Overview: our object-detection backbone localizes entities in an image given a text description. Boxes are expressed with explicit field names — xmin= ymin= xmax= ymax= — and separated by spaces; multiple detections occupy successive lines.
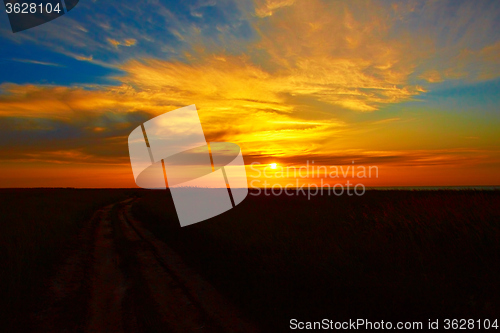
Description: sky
xmin=0 ymin=0 xmax=499 ymax=188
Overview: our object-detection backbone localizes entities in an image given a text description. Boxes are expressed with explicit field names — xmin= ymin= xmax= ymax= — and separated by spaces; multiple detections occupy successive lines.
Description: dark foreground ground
xmin=1 ymin=188 xmax=499 ymax=331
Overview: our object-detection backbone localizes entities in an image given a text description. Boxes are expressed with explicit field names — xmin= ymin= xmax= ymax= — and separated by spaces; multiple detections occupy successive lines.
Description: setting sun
xmin=270 ymin=163 xmax=277 ymax=169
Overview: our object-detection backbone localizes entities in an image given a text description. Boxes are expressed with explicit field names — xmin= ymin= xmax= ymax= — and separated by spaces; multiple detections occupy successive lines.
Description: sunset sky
xmin=1 ymin=0 xmax=499 ymax=187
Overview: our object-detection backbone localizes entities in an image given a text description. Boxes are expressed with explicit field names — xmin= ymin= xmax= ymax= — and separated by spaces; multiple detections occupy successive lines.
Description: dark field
xmin=133 ymin=189 xmax=500 ymax=330
xmin=1 ymin=188 xmax=499 ymax=331
xmin=0 ymin=189 xmax=131 ymax=331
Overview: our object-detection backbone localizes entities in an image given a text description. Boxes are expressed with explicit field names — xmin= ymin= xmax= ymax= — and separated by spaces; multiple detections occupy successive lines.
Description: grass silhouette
xmin=133 ymin=189 xmax=500 ymax=331
xmin=0 ymin=188 xmax=129 ymax=331
xmin=1 ymin=189 xmax=498 ymax=331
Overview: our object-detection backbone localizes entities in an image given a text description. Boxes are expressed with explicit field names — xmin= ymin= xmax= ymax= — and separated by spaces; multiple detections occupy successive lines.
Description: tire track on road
xmin=87 ymin=203 xmax=129 ymax=333
xmin=116 ymin=198 xmax=260 ymax=333
xmin=36 ymin=197 xmax=259 ymax=332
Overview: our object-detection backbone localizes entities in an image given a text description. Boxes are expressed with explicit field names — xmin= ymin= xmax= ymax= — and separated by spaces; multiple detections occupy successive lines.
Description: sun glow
xmin=270 ymin=163 xmax=277 ymax=169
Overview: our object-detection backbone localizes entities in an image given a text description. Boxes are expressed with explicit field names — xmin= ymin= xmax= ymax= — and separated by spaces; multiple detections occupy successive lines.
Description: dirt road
xmin=34 ymin=198 xmax=259 ymax=333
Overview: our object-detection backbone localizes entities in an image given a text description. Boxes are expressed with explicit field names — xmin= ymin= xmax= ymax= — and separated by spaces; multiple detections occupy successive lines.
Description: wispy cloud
xmin=254 ymin=0 xmax=296 ymax=17
xmin=11 ymin=59 xmax=64 ymax=67
xmin=0 ymin=0 xmax=499 ymax=186
xmin=74 ymin=54 xmax=93 ymax=61
xmin=107 ymin=38 xmax=137 ymax=48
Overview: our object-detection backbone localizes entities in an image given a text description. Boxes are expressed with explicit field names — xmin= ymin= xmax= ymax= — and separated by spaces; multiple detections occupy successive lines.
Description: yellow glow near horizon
xmin=1 ymin=0 xmax=500 ymax=188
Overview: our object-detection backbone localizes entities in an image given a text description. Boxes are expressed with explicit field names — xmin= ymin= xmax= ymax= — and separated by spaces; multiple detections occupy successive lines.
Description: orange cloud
xmin=107 ymin=38 xmax=137 ymax=48
xmin=419 ymin=70 xmax=443 ymax=83
xmin=254 ymin=0 xmax=296 ymax=17
xmin=74 ymin=55 xmax=93 ymax=61
xmin=251 ymin=0 xmax=425 ymax=111
xmin=1 ymin=0 xmax=499 ymax=187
